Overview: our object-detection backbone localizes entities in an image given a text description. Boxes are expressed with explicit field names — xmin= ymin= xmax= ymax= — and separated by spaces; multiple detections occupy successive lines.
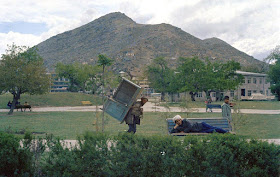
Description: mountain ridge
xmin=35 ymin=12 xmax=267 ymax=72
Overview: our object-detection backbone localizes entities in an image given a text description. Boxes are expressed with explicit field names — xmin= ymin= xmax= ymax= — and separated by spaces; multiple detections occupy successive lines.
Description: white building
xmin=194 ymin=71 xmax=273 ymax=101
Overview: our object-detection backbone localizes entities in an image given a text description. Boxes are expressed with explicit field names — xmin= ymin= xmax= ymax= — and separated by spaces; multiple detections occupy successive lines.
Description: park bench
xmin=206 ymin=104 xmax=221 ymax=112
xmin=81 ymin=101 xmax=93 ymax=106
xmin=16 ymin=105 xmax=32 ymax=112
xmin=166 ymin=117 xmax=231 ymax=136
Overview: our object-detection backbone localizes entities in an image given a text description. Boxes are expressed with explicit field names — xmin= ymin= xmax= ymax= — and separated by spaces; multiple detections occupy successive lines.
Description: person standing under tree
xmin=123 ymin=97 xmax=148 ymax=134
xmin=222 ymin=96 xmax=233 ymax=131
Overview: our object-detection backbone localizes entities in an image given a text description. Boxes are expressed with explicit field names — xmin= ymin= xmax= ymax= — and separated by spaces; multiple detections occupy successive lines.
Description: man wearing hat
xmin=171 ymin=115 xmax=228 ymax=133
xmin=124 ymin=97 xmax=148 ymax=133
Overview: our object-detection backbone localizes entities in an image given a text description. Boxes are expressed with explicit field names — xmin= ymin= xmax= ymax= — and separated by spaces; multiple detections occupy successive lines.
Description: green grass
xmin=0 ymin=92 xmax=102 ymax=108
xmin=160 ymin=100 xmax=280 ymax=110
xmin=0 ymin=111 xmax=279 ymax=139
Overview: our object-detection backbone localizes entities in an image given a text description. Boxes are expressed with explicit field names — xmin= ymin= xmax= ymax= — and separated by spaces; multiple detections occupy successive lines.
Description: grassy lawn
xmin=0 ymin=92 xmax=102 ymax=108
xmin=1 ymin=92 xmax=279 ymax=110
xmin=160 ymin=100 xmax=280 ymax=110
xmin=0 ymin=111 xmax=279 ymax=139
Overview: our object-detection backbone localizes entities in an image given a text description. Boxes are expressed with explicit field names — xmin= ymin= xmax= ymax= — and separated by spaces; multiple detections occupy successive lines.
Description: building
xmin=48 ymin=73 xmax=70 ymax=92
xmin=194 ymin=70 xmax=273 ymax=101
xmin=235 ymin=71 xmax=272 ymax=100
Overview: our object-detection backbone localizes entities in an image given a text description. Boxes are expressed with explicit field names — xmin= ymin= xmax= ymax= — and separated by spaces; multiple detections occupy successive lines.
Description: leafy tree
xmin=146 ymin=57 xmax=178 ymax=101
xmin=177 ymin=57 xmax=243 ymax=101
xmin=211 ymin=60 xmax=243 ymax=101
xmin=97 ymin=54 xmax=113 ymax=133
xmin=267 ymin=46 xmax=280 ymax=100
xmin=177 ymin=57 xmax=211 ymax=101
xmin=56 ymin=62 xmax=100 ymax=93
xmin=0 ymin=44 xmax=50 ymax=115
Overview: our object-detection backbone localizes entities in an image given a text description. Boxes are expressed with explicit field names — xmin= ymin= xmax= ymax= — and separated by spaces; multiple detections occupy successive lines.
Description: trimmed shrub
xmin=41 ymin=133 xmax=280 ymax=177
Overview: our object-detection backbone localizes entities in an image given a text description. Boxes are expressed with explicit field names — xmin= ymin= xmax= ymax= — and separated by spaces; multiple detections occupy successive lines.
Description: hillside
xmin=36 ymin=12 xmax=267 ymax=72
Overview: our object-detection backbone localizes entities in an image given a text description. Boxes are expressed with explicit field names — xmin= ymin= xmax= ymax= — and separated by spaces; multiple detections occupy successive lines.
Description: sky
xmin=0 ymin=0 xmax=279 ymax=61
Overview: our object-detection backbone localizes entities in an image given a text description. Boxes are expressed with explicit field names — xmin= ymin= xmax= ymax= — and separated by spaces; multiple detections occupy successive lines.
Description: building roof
xmin=236 ymin=70 xmax=267 ymax=77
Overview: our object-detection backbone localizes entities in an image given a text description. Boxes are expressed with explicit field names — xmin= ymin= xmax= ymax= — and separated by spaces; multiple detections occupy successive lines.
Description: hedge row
xmin=0 ymin=132 xmax=279 ymax=176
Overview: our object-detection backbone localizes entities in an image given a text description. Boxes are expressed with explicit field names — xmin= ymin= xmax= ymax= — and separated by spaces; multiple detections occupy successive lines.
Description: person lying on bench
xmin=170 ymin=115 xmax=228 ymax=134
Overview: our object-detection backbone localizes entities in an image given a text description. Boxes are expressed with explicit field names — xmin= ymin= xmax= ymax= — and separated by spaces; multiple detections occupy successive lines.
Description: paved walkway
xmin=1 ymin=102 xmax=279 ymax=114
xmin=54 ymin=139 xmax=280 ymax=147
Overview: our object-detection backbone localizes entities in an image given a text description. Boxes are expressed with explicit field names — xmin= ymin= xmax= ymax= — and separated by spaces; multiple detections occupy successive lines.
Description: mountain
xmin=36 ymin=12 xmax=267 ymax=72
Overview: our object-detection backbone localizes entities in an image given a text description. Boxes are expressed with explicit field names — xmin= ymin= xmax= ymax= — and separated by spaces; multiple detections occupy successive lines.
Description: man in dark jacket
xmin=170 ymin=115 xmax=228 ymax=133
xmin=124 ymin=97 xmax=148 ymax=133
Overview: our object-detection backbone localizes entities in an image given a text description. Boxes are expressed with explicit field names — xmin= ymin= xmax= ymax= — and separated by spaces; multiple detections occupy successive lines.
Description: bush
xmin=2 ymin=132 xmax=278 ymax=176
xmin=0 ymin=132 xmax=33 ymax=176
xmin=41 ymin=133 xmax=280 ymax=177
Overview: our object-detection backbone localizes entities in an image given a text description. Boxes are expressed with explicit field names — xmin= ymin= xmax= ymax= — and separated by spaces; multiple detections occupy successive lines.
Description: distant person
xmin=222 ymin=96 xmax=233 ymax=131
xmin=205 ymin=97 xmax=213 ymax=112
xmin=7 ymin=101 xmax=12 ymax=109
xmin=24 ymin=101 xmax=28 ymax=106
xmin=123 ymin=97 xmax=148 ymax=134
xmin=170 ymin=115 xmax=228 ymax=134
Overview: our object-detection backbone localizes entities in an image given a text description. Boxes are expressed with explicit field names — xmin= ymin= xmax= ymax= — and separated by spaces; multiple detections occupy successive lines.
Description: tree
xmin=146 ymin=57 xmax=178 ymax=101
xmin=177 ymin=57 xmax=213 ymax=101
xmin=56 ymin=62 xmax=100 ymax=93
xmin=267 ymin=46 xmax=280 ymax=100
xmin=211 ymin=60 xmax=243 ymax=101
xmin=177 ymin=57 xmax=243 ymax=101
xmin=97 ymin=54 xmax=113 ymax=132
xmin=0 ymin=44 xmax=50 ymax=115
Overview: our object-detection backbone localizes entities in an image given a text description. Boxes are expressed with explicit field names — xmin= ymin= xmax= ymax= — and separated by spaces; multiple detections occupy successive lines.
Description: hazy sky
xmin=0 ymin=0 xmax=279 ymax=60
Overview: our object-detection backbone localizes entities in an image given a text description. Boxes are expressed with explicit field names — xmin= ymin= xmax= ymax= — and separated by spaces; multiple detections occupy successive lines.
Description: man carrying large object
xmin=124 ymin=97 xmax=148 ymax=134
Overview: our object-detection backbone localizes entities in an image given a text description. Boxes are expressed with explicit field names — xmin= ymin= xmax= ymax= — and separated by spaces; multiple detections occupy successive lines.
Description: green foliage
xmin=267 ymin=46 xmax=280 ymax=100
xmin=40 ymin=133 xmax=280 ymax=176
xmin=0 ymin=132 xmax=33 ymax=176
xmin=146 ymin=57 xmax=179 ymax=100
xmin=97 ymin=54 xmax=113 ymax=68
xmin=176 ymin=57 xmax=243 ymax=101
xmin=0 ymin=133 xmax=279 ymax=176
xmin=56 ymin=62 xmax=101 ymax=93
xmin=0 ymin=44 xmax=50 ymax=114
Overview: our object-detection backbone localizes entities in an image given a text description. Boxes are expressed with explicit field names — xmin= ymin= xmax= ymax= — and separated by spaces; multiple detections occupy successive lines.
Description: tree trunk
xmin=161 ymin=92 xmax=165 ymax=102
xmin=102 ymin=66 xmax=105 ymax=133
xmin=189 ymin=91 xmax=196 ymax=101
xmin=8 ymin=92 xmax=21 ymax=115
xmin=171 ymin=93 xmax=174 ymax=102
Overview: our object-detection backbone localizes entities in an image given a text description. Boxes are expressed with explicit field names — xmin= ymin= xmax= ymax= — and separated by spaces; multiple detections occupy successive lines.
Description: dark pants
xmin=200 ymin=122 xmax=228 ymax=133
xmin=128 ymin=123 xmax=136 ymax=133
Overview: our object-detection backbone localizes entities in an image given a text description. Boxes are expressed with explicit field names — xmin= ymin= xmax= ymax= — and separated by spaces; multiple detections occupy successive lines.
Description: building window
xmin=260 ymin=90 xmax=263 ymax=94
xmin=253 ymin=78 xmax=257 ymax=84
xmin=253 ymin=90 xmax=257 ymax=93
xmin=248 ymin=90 xmax=252 ymax=96
xmin=230 ymin=90 xmax=234 ymax=97
xmin=265 ymin=78 xmax=268 ymax=84
xmin=247 ymin=78 xmax=251 ymax=84
xmin=266 ymin=90 xmax=268 ymax=95
xmin=259 ymin=78 xmax=262 ymax=84
xmin=197 ymin=92 xmax=202 ymax=97
xmin=212 ymin=92 xmax=216 ymax=97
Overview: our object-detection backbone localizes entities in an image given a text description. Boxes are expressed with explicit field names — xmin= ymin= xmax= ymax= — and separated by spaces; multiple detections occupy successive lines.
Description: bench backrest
xmin=166 ymin=118 xmax=230 ymax=134
xmin=206 ymin=104 xmax=221 ymax=108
